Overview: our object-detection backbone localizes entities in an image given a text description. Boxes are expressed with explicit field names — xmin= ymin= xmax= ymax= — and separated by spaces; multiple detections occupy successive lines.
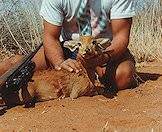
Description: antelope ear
xmin=96 ymin=38 xmax=111 ymax=49
xmin=63 ymin=40 xmax=80 ymax=52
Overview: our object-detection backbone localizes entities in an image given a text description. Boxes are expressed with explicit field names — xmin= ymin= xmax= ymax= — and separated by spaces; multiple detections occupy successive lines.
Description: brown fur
xmin=1 ymin=62 xmax=95 ymax=107
xmin=27 ymin=63 xmax=94 ymax=100
xmin=0 ymin=37 xmax=110 ymax=107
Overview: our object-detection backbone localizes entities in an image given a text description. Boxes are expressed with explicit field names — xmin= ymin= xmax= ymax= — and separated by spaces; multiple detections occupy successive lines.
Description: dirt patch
xmin=0 ymin=62 xmax=162 ymax=131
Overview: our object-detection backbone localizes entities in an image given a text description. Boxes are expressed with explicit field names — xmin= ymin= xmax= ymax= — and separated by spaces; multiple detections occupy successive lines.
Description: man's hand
xmin=84 ymin=18 xmax=132 ymax=68
xmin=83 ymin=49 xmax=112 ymax=68
xmin=55 ymin=59 xmax=81 ymax=73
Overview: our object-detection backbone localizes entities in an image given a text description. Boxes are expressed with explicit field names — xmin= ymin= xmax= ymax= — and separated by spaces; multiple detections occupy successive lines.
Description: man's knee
xmin=32 ymin=47 xmax=48 ymax=70
xmin=115 ymin=61 xmax=135 ymax=90
xmin=0 ymin=55 xmax=23 ymax=76
xmin=0 ymin=47 xmax=48 ymax=77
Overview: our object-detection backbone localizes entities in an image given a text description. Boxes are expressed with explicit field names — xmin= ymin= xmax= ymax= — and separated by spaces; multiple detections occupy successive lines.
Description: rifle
xmin=0 ymin=43 xmax=43 ymax=107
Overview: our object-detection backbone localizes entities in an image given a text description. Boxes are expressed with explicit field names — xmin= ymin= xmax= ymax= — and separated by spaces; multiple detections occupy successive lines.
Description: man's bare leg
xmin=0 ymin=47 xmax=48 ymax=76
xmin=32 ymin=47 xmax=48 ymax=70
xmin=0 ymin=55 xmax=22 ymax=76
xmin=96 ymin=60 xmax=135 ymax=90
xmin=115 ymin=60 xmax=135 ymax=90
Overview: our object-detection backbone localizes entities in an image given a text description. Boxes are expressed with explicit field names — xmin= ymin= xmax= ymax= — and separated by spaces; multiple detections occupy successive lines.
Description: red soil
xmin=0 ymin=62 xmax=162 ymax=132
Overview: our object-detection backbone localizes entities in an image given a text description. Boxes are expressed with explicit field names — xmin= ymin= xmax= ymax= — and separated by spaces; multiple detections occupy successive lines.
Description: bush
xmin=129 ymin=0 xmax=162 ymax=62
xmin=0 ymin=0 xmax=161 ymax=62
xmin=0 ymin=0 xmax=42 ymax=57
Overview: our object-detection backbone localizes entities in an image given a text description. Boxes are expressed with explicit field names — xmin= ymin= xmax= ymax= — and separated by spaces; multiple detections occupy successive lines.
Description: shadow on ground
xmin=137 ymin=72 xmax=162 ymax=82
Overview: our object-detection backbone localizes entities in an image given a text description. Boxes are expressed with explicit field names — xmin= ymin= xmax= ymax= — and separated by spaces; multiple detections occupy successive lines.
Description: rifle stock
xmin=0 ymin=43 xmax=43 ymax=96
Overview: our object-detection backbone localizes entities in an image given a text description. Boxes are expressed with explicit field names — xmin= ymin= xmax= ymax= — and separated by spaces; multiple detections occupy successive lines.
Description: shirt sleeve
xmin=110 ymin=0 xmax=135 ymax=19
xmin=39 ymin=0 xmax=64 ymax=26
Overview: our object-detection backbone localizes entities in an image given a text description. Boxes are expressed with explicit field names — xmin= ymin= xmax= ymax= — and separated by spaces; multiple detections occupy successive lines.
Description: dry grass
xmin=0 ymin=0 xmax=161 ymax=63
xmin=0 ymin=0 xmax=42 ymax=60
xmin=129 ymin=0 xmax=162 ymax=63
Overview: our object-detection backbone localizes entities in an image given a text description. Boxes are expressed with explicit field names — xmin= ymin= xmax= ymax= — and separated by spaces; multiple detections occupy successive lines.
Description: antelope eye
xmin=78 ymin=43 xmax=81 ymax=46
xmin=92 ymin=40 xmax=97 ymax=45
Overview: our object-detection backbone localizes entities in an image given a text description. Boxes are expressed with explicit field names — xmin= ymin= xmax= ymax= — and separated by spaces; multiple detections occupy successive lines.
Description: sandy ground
xmin=0 ymin=62 xmax=162 ymax=132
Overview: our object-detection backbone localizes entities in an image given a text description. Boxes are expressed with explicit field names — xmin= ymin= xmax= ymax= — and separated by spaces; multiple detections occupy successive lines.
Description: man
xmin=0 ymin=0 xmax=136 ymax=92
xmin=38 ymin=0 xmax=136 ymax=91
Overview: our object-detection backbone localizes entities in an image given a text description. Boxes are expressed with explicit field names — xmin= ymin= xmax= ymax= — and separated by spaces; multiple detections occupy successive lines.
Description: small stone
xmin=62 ymin=105 xmax=65 ymax=107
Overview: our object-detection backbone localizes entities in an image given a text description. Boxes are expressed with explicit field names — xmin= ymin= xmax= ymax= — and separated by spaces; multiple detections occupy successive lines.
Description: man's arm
xmin=43 ymin=20 xmax=64 ymax=67
xmin=43 ymin=20 xmax=80 ymax=72
xmin=106 ymin=18 xmax=132 ymax=60
xmin=85 ymin=18 xmax=133 ymax=67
